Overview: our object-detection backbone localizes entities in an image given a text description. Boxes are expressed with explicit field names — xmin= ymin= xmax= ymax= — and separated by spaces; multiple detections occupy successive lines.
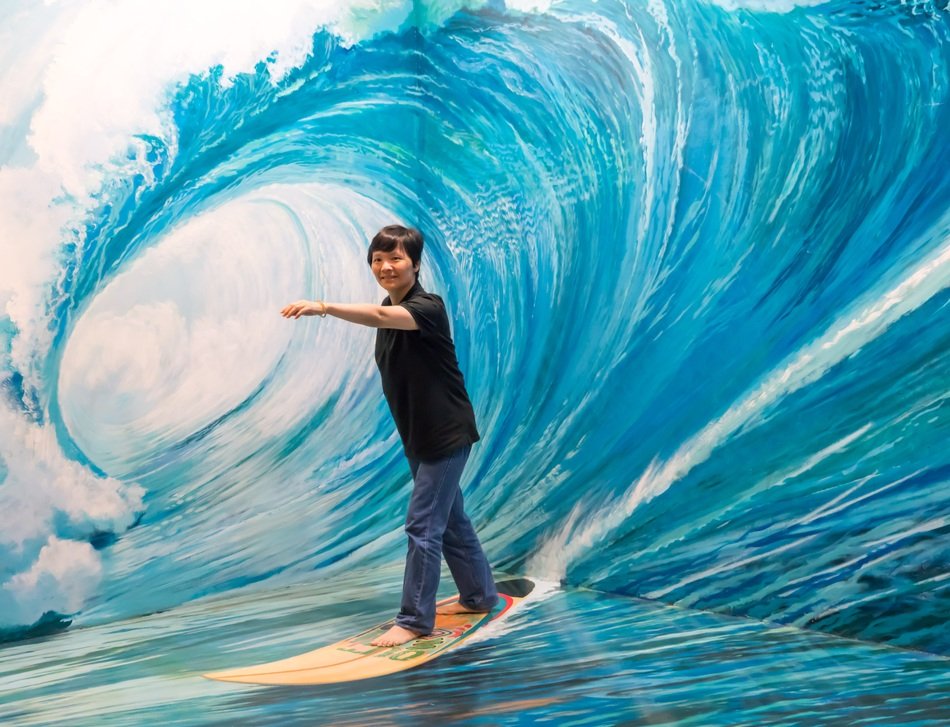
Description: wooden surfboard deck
xmin=203 ymin=578 xmax=534 ymax=685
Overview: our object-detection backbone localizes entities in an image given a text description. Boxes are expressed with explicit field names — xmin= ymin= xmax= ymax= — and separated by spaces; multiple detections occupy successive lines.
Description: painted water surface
xmin=2 ymin=566 xmax=949 ymax=725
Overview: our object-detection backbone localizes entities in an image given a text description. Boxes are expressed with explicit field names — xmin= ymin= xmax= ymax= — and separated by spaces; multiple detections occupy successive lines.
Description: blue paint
xmin=0 ymin=2 xmax=948 ymax=720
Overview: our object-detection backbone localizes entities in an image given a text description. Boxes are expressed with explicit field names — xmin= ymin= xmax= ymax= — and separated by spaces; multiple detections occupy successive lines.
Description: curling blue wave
xmin=9 ymin=0 xmax=949 ymax=653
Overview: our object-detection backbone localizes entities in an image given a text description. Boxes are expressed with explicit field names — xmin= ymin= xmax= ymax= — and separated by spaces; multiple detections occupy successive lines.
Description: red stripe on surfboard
xmin=490 ymin=594 xmax=515 ymax=621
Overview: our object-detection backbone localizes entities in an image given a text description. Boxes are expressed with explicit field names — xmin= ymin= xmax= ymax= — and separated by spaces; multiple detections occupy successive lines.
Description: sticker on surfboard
xmin=202 ymin=578 xmax=535 ymax=686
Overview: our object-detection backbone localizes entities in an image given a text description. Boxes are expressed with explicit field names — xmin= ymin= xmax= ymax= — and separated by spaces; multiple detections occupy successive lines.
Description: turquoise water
xmin=0 ymin=0 xmax=948 ymax=721
xmin=1 ymin=567 xmax=949 ymax=724
xmin=2 ymin=566 xmax=950 ymax=725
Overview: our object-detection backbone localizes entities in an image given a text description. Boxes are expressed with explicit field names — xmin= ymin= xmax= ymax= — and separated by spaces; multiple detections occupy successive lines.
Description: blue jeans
xmin=395 ymin=444 xmax=498 ymax=635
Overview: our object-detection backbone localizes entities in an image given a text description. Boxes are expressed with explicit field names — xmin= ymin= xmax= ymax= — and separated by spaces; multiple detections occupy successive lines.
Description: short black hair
xmin=367 ymin=225 xmax=424 ymax=269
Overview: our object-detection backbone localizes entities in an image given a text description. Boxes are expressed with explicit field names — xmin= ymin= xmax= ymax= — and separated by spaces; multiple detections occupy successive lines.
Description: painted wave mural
xmin=0 ymin=0 xmax=948 ymax=677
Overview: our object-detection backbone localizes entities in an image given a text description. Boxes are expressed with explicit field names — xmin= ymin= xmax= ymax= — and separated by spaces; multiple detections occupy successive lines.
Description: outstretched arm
xmin=280 ymin=300 xmax=418 ymax=330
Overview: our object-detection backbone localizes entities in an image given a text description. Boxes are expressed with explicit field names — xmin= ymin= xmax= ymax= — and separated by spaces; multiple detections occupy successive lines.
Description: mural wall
xmin=1 ymin=0 xmax=948 ymax=709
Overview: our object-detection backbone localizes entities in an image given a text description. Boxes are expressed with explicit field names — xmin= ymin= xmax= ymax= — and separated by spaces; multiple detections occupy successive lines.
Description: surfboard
xmin=202 ymin=578 xmax=534 ymax=686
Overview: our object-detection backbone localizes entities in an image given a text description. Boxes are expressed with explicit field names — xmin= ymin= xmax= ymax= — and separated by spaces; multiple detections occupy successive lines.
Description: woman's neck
xmin=389 ymin=278 xmax=416 ymax=305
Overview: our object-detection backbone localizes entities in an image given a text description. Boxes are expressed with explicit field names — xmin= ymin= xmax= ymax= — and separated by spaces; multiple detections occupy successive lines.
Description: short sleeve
xmin=400 ymin=294 xmax=446 ymax=337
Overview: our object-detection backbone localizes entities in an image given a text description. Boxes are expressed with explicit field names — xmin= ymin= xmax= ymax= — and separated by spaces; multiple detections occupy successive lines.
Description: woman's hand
xmin=280 ymin=300 xmax=325 ymax=319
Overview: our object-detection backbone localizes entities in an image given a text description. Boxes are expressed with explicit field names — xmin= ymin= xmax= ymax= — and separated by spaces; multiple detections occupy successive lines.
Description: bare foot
xmin=370 ymin=624 xmax=423 ymax=647
xmin=436 ymin=602 xmax=491 ymax=615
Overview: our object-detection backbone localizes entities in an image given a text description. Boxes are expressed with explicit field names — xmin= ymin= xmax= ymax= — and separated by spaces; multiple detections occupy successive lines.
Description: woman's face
xmin=370 ymin=243 xmax=418 ymax=295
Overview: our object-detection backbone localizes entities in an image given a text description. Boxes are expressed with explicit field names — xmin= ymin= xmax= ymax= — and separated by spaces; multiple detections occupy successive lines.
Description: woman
xmin=281 ymin=225 xmax=498 ymax=646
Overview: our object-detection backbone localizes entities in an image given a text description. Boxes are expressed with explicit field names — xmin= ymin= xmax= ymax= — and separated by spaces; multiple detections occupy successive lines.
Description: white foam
xmin=0 ymin=406 xmax=145 ymax=627
xmin=0 ymin=166 xmax=74 ymax=379
xmin=27 ymin=0 xmax=430 ymax=201
xmin=704 ymin=0 xmax=829 ymax=12
xmin=0 ymin=408 xmax=145 ymax=549
xmin=461 ymin=578 xmax=561 ymax=647
xmin=507 ymin=0 xmax=555 ymax=12
xmin=0 ymin=535 xmax=103 ymax=626
xmin=58 ymin=183 xmax=395 ymax=476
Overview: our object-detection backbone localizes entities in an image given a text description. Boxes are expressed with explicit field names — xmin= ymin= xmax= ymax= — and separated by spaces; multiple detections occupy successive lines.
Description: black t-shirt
xmin=375 ymin=281 xmax=480 ymax=461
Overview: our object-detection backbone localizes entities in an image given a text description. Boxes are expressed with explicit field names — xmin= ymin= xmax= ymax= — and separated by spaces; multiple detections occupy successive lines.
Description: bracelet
xmin=318 ymin=301 xmax=327 ymax=318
